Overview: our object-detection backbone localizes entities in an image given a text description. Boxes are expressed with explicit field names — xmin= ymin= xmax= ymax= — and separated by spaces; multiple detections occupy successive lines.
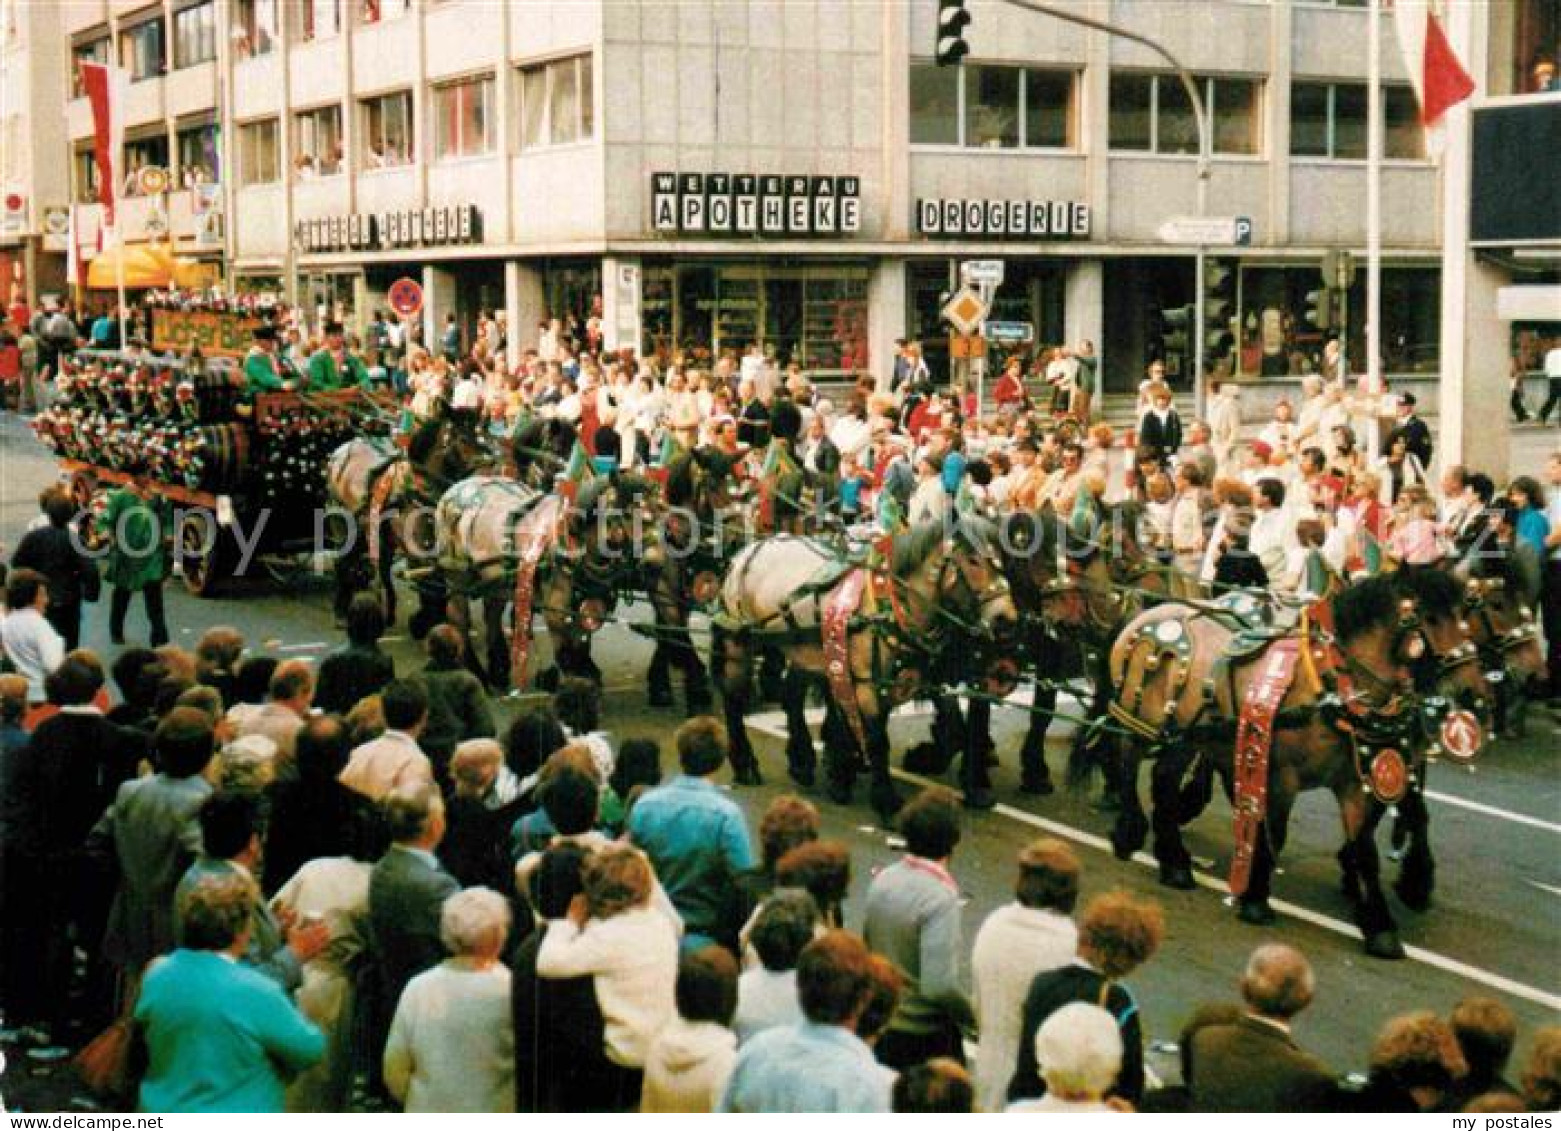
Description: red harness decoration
xmin=1230 ymin=638 xmax=1302 ymax=897
xmin=823 ymin=568 xmax=871 ymax=756
xmin=508 ymin=495 xmax=567 ymax=688
xmin=366 ymin=465 xmax=400 ymax=568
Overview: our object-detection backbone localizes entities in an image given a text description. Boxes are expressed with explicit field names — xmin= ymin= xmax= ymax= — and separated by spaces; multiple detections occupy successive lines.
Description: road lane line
xmin=1524 ymin=881 xmax=1561 ymax=899
xmin=1424 ymin=790 xmax=1561 ymax=836
xmin=277 ymin=641 xmax=327 ymax=652
xmin=745 ymin=717 xmax=1561 ymax=1012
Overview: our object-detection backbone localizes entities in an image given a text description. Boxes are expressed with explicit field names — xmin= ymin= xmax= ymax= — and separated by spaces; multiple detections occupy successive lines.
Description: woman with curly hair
xmin=1006 ymin=889 xmax=1165 ymax=1108
xmin=535 ymin=844 xmax=679 ymax=1110
xmin=1356 ymin=1011 xmax=1468 ymax=1112
xmin=1522 ymin=1026 xmax=1561 ymax=1112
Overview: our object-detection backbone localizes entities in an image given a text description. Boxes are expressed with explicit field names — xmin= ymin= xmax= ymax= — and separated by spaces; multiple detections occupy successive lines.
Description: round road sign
xmin=388 ymin=276 xmax=424 ymax=319
xmin=1439 ymin=709 xmax=1482 ymax=763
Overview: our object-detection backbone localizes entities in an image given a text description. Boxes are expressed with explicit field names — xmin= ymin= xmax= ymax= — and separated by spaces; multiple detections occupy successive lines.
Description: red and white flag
xmin=1391 ymin=0 xmax=1475 ymax=152
xmin=77 ymin=61 xmax=126 ymax=229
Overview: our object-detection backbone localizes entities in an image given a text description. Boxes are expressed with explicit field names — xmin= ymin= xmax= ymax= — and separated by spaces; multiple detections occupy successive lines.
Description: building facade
xmin=2 ymin=0 xmax=70 ymax=305
xmin=52 ymin=0 xmax=1550 ymax=414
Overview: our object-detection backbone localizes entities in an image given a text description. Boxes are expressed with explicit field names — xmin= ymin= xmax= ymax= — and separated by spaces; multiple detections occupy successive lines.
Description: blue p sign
xmin=1234 ymin=216 xmax=1254 ymax=246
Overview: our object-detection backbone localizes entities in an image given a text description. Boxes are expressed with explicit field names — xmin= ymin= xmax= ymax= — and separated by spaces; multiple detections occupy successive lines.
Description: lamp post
xmin=993 ymin=0 xmax=1213 ymax=417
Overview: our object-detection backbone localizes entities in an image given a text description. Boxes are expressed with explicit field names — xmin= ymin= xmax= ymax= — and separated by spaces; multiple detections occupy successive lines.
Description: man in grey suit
xmin=1189 ymin=944 xmax=1339 ymax=1112
xmin=369 ymin=782 xmax=460 ymax=1026
xmin=174 ymin=791 xmax=329 ymax=991
xmin=92 ymin=708 xmax=216 ymax=977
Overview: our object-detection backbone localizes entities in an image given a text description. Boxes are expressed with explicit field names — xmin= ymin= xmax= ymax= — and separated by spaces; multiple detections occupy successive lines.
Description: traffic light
xmin=1160 ymin=304 xmax=1194 ymax=359
xmin=935 ymin=0 xmax=971 ymax=67
xmin=1203 ymin=257 xmax=1237 ymax=371
xmin=1304 ymin=287 xmax=1334 ymax=330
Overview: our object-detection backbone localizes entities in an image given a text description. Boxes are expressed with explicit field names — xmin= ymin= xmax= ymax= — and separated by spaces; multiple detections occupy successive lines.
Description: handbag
xmin=74 ymin=974 xmax=145 ymax=1104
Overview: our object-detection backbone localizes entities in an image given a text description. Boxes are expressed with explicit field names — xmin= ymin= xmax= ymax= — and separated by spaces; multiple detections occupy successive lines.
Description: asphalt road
xmin=1 ymin=411 xmax=1557 ymax=1109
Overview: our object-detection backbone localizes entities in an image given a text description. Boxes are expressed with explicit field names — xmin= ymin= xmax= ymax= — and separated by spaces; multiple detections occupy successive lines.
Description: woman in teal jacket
xmin=136 ymin=871 xmax=324 ymax=1113
xmin=99 ymin=480 xmax=171 ymax=646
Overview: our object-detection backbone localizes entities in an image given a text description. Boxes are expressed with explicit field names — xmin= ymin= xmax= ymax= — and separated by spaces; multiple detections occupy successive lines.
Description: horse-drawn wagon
xmin=33 ymin=348 xmax=393 ymax=596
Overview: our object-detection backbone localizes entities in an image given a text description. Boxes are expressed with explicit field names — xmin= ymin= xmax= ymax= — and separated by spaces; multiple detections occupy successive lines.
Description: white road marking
xmin=1425 ymin=790 xmax=1561 ymax=836
xmin=745 ymin=717 xmax=1561 ymax=1012
xmin=277 ymin=641 xmax=327 ymax=653
xmin=1524 ymin=880 xmax=1561 ymax=899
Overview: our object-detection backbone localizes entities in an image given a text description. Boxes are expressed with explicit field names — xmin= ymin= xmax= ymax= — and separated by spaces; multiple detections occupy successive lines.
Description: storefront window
xmin=173 ymin=1 xmax=216 ymax=68
xmin=361 ymin=91 xmax=414 ymax=167
xmin=176 ymin=121 xmax=220 ymax=186
xmin=1235 ymin=265 xmax=1440 ymax=378
xmin=295 ymin=105 xmax=344 ymax=177
xmin=239 ymin=119 xmax=280 ymax=186
xmin=435 ymin=75 xmax=495 ymax=159
xmin=967 ymin=65 xmax=1021 ymax=149
xmin=639 ymin=262 xmax=870 ymax=376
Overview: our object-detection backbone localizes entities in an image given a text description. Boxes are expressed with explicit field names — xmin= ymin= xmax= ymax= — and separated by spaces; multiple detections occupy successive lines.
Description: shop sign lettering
xmin=293 ymin=205 xmax=482 ymax=254
xmin=151 ymin=308 xmax=263 ymax=358
xmin=916 ymin=197 xmax=1090 ymax=240
xmin=652 ymin=173 xmax=862 ymax=238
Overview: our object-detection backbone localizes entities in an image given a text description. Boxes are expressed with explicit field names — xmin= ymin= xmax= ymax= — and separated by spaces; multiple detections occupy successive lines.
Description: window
xmin=173 ymin=1 xmax=215 ymax=67
xmin=518 ymin=54 xmax=595 ymax=149
xmin=177 ymin=121 xmax=220 ymax=185
xmin=301 ymin=0 xmax=341 ymax=42
xmin=118 ymin=15 xmax=166 ymax=81
xmin=435 ymin=75 xmax=496 ymax=159
xmin=360 ymin=0 xmax=411 ymax=25
xmin=361 ymin=91 xmax=414 ymax=167
xmin=909 ymin=61 xmax=959 ymax=145
xmin=1289 ymin=81 xmax=1424 ymax=159
xmin=123 ymin=135 xmax=171 ymax=196
xmin=909 ymin=61 xmax=1078 ymax=149
xmin=238 ymin=119 xmax=280 ymax=185
xmin=71 ymin=35 xmax=111 ymax=97
xmin=294 ymin=105 xmax=343 ymax=177
xmin=233 ymin=0 xmax=277 ymax=58
xmin=1109 ymin=72 xmax=1262 ymax=155
xmin=73 ymin=148 xmax=100 ymax=204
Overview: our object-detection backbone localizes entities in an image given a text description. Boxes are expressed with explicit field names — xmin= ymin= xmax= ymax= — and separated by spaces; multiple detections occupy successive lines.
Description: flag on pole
xmin=1391 ymin=0 xmax=1475 ymax=152
xmin=78 ymin=61 xmax=126 ymax=228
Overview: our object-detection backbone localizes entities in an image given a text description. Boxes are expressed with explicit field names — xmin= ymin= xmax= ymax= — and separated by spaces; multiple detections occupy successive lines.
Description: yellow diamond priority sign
xmin=941 ymin=285 xmax=990 ymax=337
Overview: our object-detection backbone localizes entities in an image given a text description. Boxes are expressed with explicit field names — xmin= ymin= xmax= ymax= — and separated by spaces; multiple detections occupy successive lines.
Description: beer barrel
xmin=191 ymin=424 xmax=251 ymax=493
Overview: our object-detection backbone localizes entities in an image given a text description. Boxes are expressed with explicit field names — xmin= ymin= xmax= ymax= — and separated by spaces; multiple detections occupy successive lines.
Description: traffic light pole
xmin=994 ymin=0 xmax=1212 ymax=418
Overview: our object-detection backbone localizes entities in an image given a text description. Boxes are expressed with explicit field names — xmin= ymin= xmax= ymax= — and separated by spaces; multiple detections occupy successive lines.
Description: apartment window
xmin=435 ymin=75 xmax=496 ymax=159
xmin=360 ymin=91 xmax=414 ymax=167
xmin=173 ymin=1 xmax=216 ymax=67
xmin=518 ymin=54 xmax=594 ymax=149
xmin=238 ymin=119 xmax=280 ymax=185
xmin=177 ymin=121 xmax=220 ymax=185
xmin=1290 ymin=81 xmax=1424 ymax=159
xmin=1110 ymin=72 xmax=1262 ymax=155
xmin=123 ymin=135 xmax=171 ymax=196
xmin=301 ymin=0 xmax=341 ymax=42
xmin=294 ymin=105 xmax=343 ymax=177
xmin=71 ymin=35 xmax=111 ymax=97
xmin=233 ymin=0 xmax=277 ymax=58
xmin=360 ymin=0 xmax=411 ymax=24
xmin=119 ymin=14 xmax=166 ymax=81
xmin=909 ymin=60 xmax=1078 ymax=149
xmin=74 ymin=149 xmax=100 ymax=204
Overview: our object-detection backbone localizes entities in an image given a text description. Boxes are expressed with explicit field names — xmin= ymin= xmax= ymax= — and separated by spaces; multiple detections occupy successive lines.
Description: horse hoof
xmin=788 ymin=767 xmax=816 ymax=790
xmin=1110 ymin=820 xmax=1146 ymax=862
xmin=963 ymin=787 xmax=996 ymax=811
xmin=1159 ymin=864 xmax=1197 ymax=891
xmin=732 ymin=762 xmax=763 ymax=788
xmin=1019 ymin=774 xmax=1055 ymax=797
xmin=1394 ymin=877 xmax=1434 ymax=913
xmin=902 ymin=742 xmax=950 ymax=776
xmin=1237 ymin=900 xmax=1277 ymax=926
xmin=1364 ymin=931 xmax=1407 ymax=961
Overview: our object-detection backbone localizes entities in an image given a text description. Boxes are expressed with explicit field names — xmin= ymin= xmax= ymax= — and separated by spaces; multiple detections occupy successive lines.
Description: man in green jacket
xmin=243 ymin=325 xmax=297 ymax=393
xmin=100 ymin=480 xmax=171 ymax=646
xmin=306 ymin=321 xmax=369 ymax=391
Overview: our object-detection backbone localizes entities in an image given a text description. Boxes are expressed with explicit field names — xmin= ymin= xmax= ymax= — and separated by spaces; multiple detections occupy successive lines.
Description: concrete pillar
xmin=1065 ymin=259 xmax=1106 ymax=416
xmin=506 ymin=259 xmax=545 ymax=358
xmin=868 ymin=257 xmax=907 ymax=394
xmin=601 ymin=255 xmax=641 ymax=355
xmin=1440 ymin=257 xmax=1510 ymax=481
xmin=423 ymin=265 xmax=456 ymax=349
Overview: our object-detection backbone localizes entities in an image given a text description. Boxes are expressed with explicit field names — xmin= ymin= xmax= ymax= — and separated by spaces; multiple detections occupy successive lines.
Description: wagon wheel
xmin=178 ymin=508 xmax=231 ymax=598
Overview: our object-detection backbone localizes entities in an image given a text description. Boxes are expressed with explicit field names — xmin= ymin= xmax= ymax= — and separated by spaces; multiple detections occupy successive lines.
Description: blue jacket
xmin=720 ymin=1022 xmax=893 ymax=1113
xmin=628 ymin=776 xmax=754 ymax=948
xmin=136 ymin=949 xmax=324 ymax=1113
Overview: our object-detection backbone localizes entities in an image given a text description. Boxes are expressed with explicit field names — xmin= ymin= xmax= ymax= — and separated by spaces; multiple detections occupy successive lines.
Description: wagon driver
xmin=243 ymin=324 xmax=297 ymax=394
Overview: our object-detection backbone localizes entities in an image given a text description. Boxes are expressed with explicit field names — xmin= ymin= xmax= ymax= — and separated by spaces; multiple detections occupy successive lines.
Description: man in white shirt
xmin=1537 ymin=335 xmax=1561 ymax=425
xmin=1250 ymin=478 xmax=1296 ymax=587
xmin=0 ymin=569 xmax=65 ymax=705
xmin=340 ymin=679 xmax=434 ymax=800
xmin=1208 ymin=381 xmax=1243 ymax=474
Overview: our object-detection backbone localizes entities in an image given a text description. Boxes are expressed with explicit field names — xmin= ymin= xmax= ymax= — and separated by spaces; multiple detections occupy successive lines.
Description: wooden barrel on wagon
xmin=189 ymin=424 xmax=251 ymax=493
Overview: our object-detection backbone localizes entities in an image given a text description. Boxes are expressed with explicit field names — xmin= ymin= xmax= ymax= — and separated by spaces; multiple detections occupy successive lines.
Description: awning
xmin=86 ymin=242 xmax=211 ymax=290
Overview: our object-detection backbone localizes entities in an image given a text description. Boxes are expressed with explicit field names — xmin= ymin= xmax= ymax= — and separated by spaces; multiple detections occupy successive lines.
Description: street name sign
xmin=1157 ymin=216 xmax=1254 ymax=246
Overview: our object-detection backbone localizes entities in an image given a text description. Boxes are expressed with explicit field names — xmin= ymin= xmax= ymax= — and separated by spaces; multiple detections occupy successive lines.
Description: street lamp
xmin=991 ymin=0 xmax=1214 ymax=416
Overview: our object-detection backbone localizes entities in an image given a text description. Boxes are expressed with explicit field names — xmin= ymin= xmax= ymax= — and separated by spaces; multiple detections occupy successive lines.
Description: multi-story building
xmin=2 ymin=0 xmax=70 ymax=305
xmin=54 ymin=0 xmax=1554 ymax=432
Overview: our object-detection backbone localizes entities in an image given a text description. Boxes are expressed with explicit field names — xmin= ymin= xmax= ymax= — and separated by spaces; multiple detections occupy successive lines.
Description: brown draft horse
xmin=1103 ymin=570 xmax=1492 ymax=959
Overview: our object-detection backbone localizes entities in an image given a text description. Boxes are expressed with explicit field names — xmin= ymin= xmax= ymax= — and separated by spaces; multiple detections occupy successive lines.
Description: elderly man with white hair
xmin=1005 ymin=1003 xmax=1123 ymax=1113
xmin=383 ymin=887 xmax=516 ymax=1112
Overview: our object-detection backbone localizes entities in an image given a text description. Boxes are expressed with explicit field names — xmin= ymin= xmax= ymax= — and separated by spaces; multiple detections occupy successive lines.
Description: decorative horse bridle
xmin=1463 ymin=577 xmax=1540 ymax=678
